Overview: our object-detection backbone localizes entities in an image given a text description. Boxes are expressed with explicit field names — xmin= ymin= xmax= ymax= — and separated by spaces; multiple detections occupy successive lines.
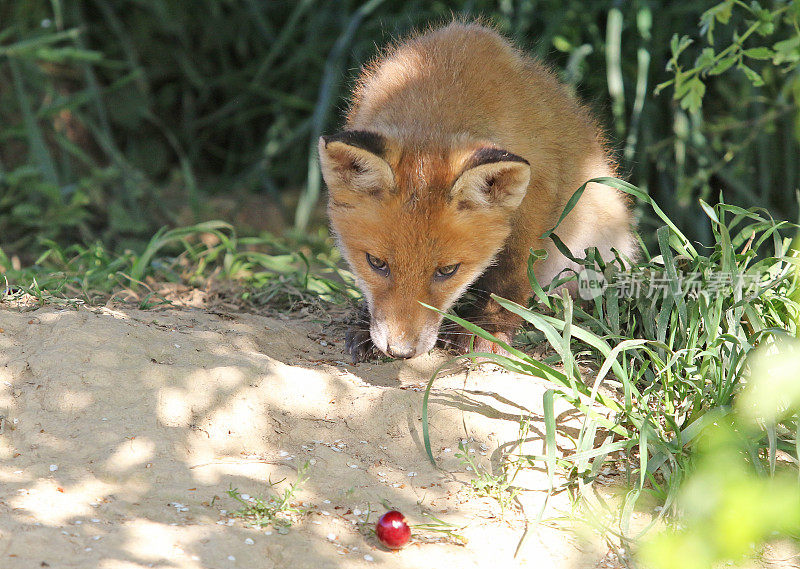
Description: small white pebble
xmin=219 ymin=509 xmax=227 ymax=514
xmin=174 ymin=344 xmax=180 ymax=349
xmin=92 ymin=535 xmax=101 ymax=540
xmin=91 ymin=518 xmax=100 ymax=523
xmin=392 ymin=483 xmax=401 ymax=488
xmin=312 ymin=521 xmax=322 ymax=525
xmin=279 ymin=451 xmax=289 ymax=457
xmin=264 ymin=530 xmax=273 ymax=535
xmin=323 ymin=499 xmax=331 ymax=504
xmin=322 ymin=511 xmax=330 ymax=516
xmin=240 ymin=494 xmax=250 ymax=501
xmin=465 ymin=466 xmax=473 ymax=471
xmin=244 ymin=538 xmax=254 ymax=545
xmin=49 ymin=464 xmax=58 ymax=472
xmin=327 ymin=533 xmax=337 ymax=541
xmin=379 ymin=445 xmax=387 ymax=450
xmin=360 ymin=440 xmax=368 ymax=444
xmin=348 ymin=464 xmax=359 ymax=469
xmin=101 ymin=417 xmax=108 ymax=421
xmin=216 ymin=520 xmax=226 ymax=525
xmin=227 ymin=555 xmax=236 ymax=561
xmin=353 ymin=508 xmax=361 ymax=516
xmin=309 ymin=458 xmax=317 ymax=465
xmin=84 ymin=547 xmax=92 ymax=552
xmin=320 ymin=340 xmax=328 ymax=346
xmin=468 ymin=449 xmax=475 ymax=454
xmin=364 ymin=554 xmax=374 ymax=562
xmin=179 ymin=507 xmax=189 ymax=512
xmin=408 ymin=472 xmax=417 ymax=477
xmin=192 ymin=556 xmax=200 ymax=561
xmin=12 ymin=418 xmax=19 ymax=424
xmin=13 ymin=470 xmax=22 ymax=474
xmin=443 ymin=448 xmax=452 ymax=453
xmin=74 ymin=521 xmax=82 ymax=525
xmin=377 ymin=472 xmax=386 ymax=477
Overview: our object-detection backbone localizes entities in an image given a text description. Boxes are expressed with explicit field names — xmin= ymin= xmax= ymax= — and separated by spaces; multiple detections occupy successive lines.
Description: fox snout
xmin=369 ymin=312 xmax=441 ymax=359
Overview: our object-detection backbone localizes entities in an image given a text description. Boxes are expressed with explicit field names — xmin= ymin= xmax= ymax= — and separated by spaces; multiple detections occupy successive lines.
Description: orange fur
xmin=319 ymin=21 xmax=636 ymax=361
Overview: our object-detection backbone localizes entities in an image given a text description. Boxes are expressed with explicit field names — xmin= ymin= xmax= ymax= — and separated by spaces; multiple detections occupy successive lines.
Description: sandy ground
xmin=0 ymin=300 xmax=618 ymax=569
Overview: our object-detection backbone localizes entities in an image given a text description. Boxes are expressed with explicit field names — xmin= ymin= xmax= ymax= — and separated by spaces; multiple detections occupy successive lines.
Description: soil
xmin=0 ymin=300 xmax=621 ymax=569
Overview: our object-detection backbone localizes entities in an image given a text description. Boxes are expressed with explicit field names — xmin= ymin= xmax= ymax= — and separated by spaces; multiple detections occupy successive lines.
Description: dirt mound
xmin=0 ymin=303 xmax=609 ymax=568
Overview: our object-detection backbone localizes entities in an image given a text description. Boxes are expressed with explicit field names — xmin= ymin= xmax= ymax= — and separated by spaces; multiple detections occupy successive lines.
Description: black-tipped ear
xmin=462 ymin=147 xmax=529 ymax=171
xmin=451 ymin=147 xmax=531 ymax=210
xmin=321 ymin=130 xmax=387 ymax=158
xmin=319 ymin=131 xmax=394 ymax=200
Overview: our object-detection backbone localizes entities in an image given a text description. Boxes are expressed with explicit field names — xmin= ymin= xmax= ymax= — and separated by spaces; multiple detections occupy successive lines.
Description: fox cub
xmin=319 ymin=22 xmax=636 ymax=362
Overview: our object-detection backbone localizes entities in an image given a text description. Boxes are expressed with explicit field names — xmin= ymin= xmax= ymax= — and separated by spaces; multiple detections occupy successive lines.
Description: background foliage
xmin=2 ymin=0 xmax=799 ymax=261
xmin=3 ymin=2 xmax=800 ymax=566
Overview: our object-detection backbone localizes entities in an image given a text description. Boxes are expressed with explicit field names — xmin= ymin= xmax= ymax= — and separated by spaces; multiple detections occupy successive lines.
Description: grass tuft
xmin=422 ymin=176 xmax=800 ymax=549
xmin=226 ymin=461 xmax=311 ymax=531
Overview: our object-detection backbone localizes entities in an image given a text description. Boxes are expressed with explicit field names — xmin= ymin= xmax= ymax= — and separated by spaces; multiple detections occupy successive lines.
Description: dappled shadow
xmin=0 ymin=303 xmax=606 ymax=568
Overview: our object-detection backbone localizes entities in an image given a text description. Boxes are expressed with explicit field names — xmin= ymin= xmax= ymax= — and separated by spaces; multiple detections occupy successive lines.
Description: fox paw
xmin=438 ymin=329 xmax=515 ymax=358
xmin=344 ymin=326 xmax=378 ymax=364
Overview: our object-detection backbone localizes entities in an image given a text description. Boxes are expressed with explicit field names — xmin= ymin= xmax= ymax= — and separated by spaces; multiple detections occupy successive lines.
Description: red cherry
xmin=375 ymin=510 xmax=411 ymax=549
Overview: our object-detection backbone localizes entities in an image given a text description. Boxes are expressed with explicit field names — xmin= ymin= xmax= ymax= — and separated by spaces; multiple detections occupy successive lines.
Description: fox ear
xmin=319 ymin=131 xmax=394 ymax=200
xmin=451 ymin=148 xmax=530 ymax=210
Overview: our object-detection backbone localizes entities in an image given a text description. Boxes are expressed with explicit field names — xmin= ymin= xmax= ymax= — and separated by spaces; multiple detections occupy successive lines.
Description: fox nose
xmin=386 ymin=345 xmax=416 ymax=359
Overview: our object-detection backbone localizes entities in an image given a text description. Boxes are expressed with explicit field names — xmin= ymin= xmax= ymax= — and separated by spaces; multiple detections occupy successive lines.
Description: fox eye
xmin=434 ymin=263 xmax=460 ymax=281
xmin=366 ymin=253 xmax=389 ymax=276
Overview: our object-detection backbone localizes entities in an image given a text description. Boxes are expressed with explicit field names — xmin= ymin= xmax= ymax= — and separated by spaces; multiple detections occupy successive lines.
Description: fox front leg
xmin=344 ymin=303 xmax=378 ymax=363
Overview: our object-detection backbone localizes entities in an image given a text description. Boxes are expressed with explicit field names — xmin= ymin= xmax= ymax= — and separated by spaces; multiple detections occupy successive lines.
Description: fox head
xmin=319 ymin=130 xmax=531 ymax=359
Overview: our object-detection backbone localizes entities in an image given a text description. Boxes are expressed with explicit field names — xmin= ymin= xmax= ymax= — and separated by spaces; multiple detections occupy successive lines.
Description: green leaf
xmin=552 ymin=35 xmax=571 ymax=52
xmin=712 ymin=0 xmax=733 ymax=24
xmin=680 ymin=77 xmax=706 ymax=112
xmin=543 ymin=390 xmax=557 ymax=489
xmin=32 ymin=46 xmax=104 ymax=63
xmin=527 ymin=248 xmax=552 ymax=309
xmin=742 ymin=47 xmax=774 ymax=60
xmin=773 ymin=36 xmax=800 ymax=65
xmin=696 ymin=47 xmax=716 ymax=69
xmin=755 ymin=8 xmax=775 ymax=37
xmin=738 ymin=63 xmax=765 ymax=87
xmin=670 ymin=34 xmax=693 ymax=59
xmin=709 ymin=55 xmax=737 ymax=75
